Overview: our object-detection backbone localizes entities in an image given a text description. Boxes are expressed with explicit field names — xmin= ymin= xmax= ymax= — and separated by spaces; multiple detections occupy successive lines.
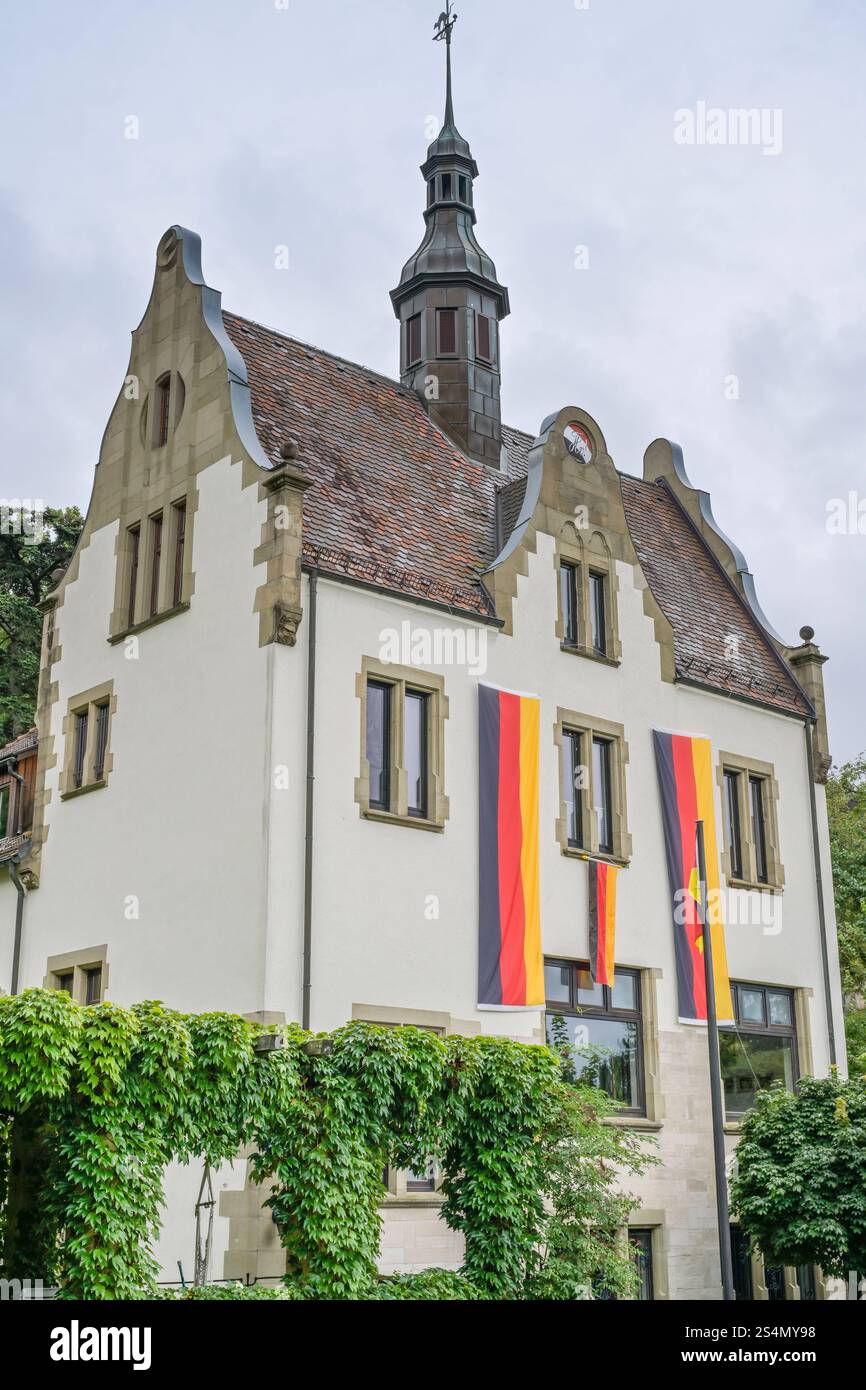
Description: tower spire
xmin=433 ymin=3 xmax=458 ymax=128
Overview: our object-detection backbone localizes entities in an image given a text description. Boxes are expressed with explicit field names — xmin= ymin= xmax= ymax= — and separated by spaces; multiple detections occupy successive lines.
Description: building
xmin=0 ymin=18 xmax=845 ymax=1300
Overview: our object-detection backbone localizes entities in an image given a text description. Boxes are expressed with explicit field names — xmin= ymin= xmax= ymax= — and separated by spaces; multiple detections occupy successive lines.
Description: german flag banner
xmin=478 ymin=682 xmax=544 ymax=1009
xmin=653 ymin=730 xmax=734 ymax=1024
xmin=588 ymin=860 xmax=617 ymax=987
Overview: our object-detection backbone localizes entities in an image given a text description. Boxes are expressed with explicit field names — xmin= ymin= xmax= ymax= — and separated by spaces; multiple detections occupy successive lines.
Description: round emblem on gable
xmin=564 ymin=421 xmax=593 ymax=464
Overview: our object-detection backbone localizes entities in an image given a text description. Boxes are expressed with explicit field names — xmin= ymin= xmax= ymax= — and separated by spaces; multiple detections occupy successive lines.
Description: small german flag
xmin=588 ymin=860 xmax=617 ymax=987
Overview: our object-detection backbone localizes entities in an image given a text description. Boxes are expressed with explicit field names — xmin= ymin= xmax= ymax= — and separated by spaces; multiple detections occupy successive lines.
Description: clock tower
xmin=390 ymin=4 xmax=510 ymax=469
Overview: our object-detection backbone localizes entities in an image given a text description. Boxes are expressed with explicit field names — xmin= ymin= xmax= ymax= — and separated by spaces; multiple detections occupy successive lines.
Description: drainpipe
xmin=804 ymin=719 xmax=837 ymax=1067
xmin=8 ymin=858 xmax=26 ymax=996
xmin=301 ymin=570 xmax=318 ymax=1030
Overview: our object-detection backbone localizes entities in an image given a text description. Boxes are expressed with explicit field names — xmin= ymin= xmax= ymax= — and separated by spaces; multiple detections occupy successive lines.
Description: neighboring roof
xmin=223 ymin=313 xmax=807 ymax=717
xmin=620 ymin=477 xmax=810 ymax=717
xmin=0 ymin=728 xmax=37 ymax=763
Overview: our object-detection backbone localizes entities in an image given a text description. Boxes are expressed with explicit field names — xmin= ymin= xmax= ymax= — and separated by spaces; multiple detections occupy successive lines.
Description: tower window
xmin=427 ymin=179 xmax=435 ymax=207
xmin=154 ymin=373 xmax=171 ymax=447
xmin=458 ymin=175 xmax=467 ymax=202
xmin=476 ymin=312 xmax=494 ymax=365
xmin=441 ymin=172 xmax=453 ymax=200
xmin=436 ymin=308 xmax=458 ymax=356
xmin=406 ymin=313 xmax=422 ymax=366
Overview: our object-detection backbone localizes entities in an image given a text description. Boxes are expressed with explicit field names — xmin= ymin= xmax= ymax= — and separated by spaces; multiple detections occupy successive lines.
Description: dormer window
xmin=154 ymin=373 xmax=171 ymax=447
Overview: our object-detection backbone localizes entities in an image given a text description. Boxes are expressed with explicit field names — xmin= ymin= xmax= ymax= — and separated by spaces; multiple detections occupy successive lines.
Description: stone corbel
xmin=254 ymin=441 xmax=311 ymax=648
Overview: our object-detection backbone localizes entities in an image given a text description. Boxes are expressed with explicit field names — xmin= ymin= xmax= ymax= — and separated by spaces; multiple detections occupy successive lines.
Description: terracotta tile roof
xmin=620 ymin=476 xmax=810 ymax=716
xmin=0 ymin=728 xmax=37 ymax=762
xmin=223 ymin=313 xmax=807 ymax=716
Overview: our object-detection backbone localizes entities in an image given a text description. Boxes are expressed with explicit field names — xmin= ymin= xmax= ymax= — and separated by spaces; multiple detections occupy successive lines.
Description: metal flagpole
xmin=696 ymin=819 xmax=736 ymax=1301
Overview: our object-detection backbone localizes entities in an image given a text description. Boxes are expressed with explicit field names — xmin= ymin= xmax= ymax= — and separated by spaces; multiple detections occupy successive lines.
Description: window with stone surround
xmin=718 ymin=753 xmax=784 ymax=892
xmin=719 ymin=981 xmax=798 ymax=1119
xmin=555 ymin=708 xmax=631 ymax=864
xmin=45 ymin=945 xmax=108 ymax=1005
xmin=544 ymin=958 xmax=645 ymax=1115
xmin=111 ymin=486 xmax=194 ymax=638
xmin=556 ymin=529 xmax=622 ymax=666
xmin=355 ymin=657 xmax=449 ymax=831
xmin=59 ymin=683 xmax=116 ymax=799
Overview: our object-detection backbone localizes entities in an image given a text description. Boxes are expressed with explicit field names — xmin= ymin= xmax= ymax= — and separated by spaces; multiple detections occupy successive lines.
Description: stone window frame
xmin=555 ymin=528 xmax=622 ymax=667
xmin=58 ymin=681 xmax=116 ymax=800
xmin=717 ymin=751 xmax=785 ymax=893
xmin=109 ymin=480 xmax=196 ymax=642
xmin=44 ymin=944 xmax=109 ymax=1005
xmin=352 ymin=1005 xmax=479 ymax=1206
xmin=554 ymin=706 xmax=632 ymax=865
xmin=730 ymin=1223 xmax=826 ymax=1301
xmin=355 ymin=656 xmax=449 ymax=833
xmin=626 ymin=1214 xmax=670 ymax=1300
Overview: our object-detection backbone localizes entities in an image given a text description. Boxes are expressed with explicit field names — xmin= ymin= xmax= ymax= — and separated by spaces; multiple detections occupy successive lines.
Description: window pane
xmin=575 ymin=968 xmax=604 ymax=1007
xmin=797 ymin=1265 xmax=817 ymax=1301
xmin=765 ymin=1265 xmax=786 ymax=1301
xmin=720 ymin=1032 xmax=795 ymax=1115
xmin=458 ymin=175 xmax=467 ymax=202
xmin=0 ymin=785 xmax=10 ymax=837
xmin=589 ymin=572 xmax=606 ymax=655
xmin=127 ymin=526 xmax=140 ymax=627
xmin=611 ymin=970 xmax=637 ymax=1012
xmin=405 ymin=690 xmax=428 ymax=818
xmin=544 ymin=962 xmax=571 ymax=1004
xmin=172 ymin=501 xmax=186 ymax=607
xmin=560 ymin=562 xmax=577 ymax=645
xmin=366 ymin=681 xmax=391 ymax=809
xmin=85 ymin=967 xmax=102 ymax=1006
xmin=723 ymin=770 xmax=743 ymax=878
xmin=546 ymin=1011 xmax=638 ymax=1108
xmin=406 ymin=1158 xmax=436 ymax=1192
xmin=563 ymin=730 xmax=583 ymax=847
xmin=768 ymin=990 xmax=792 ymax=1027
xmin=592 ymin=737 xmax=613 ymax=854
xmin=739 ymin=987 xmax=765 ymax=1024
xmin=630 ymin=1230 xmax=654 ymax=1301
xmin=73 ymin=710 xmax=89 ymax=789
xmin=94 ymin=704 xmax=109 ymax=781
xmin=750 ymin=777 xmax=768 ymax=882
xmin=441 ymin=173 xmax=452 ymax=200
xmin=149 ymin=513 xmax=163 ymax=617
xmin=730 ymin=1226 xmax=754 ymax=1300
xmin=56 ymin=972 xmax=74 ymax=996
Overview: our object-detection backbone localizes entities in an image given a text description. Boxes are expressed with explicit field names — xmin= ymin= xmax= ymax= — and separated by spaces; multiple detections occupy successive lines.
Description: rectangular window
xmin=588 ymin=571 xmax=607 ymax=655
xmin=155 ymin=375 xmax=171 ymax=447
xmin=630 ymin=1230 xmax=654 ymax=1301
xmin=93 ymin=703 xmax=110 ymax=782
xmin=562 ymin=729 xmax=583 ymax=848
xmin=436 ymin=307 xmax=457 ymax=356
xmin=560 ymin=561 xmax=578 ymax=645
xmin=406 ymin=313 xmax=422 ymax=366
xmin=405 ymin=690 xmax=429 ymax=819
xmin=730 ymin=1226 xmax=754 ymax=1301
xmin=593 ymin=736 xmax=613 ymax=854
xmin=545 ymin=958 xmax=643 ymax=1113
xmin=476 ymin=312 xmax=493 ymax=364
xmin=84 ymin=966 xmax=103 ymax=1006
xmin=797 ymin=1265 xmax=817 ymax=1300
xmin=723 ymin=769 xmax=744 ymax=879
xmin=719 ymin=982 xmax=797 ymax=1118
xmin=127 ymin=525 xmax=140 ymax=628
xmin=366 ymin=680 xmax=392 ymax=811
xmin=172 ymin=500 xmax=186 ymax=608
xmin=0 ymin=783 xmax=10 ymax=838
xmin=441 ymin=172 xmax=452 ymax=200
xmin=458 ymin=174 xmax=467 ymax=202
xmin=749 ymin=776 xmax=769 ymax=883
xmin=406 ymin=1158 xmax=436 ymax=1193
xmin=148 ymin=513 xmax=163 ymax=617
xmin=73 ymin=710 xmax=89 ymax=790
xmin=55 ymin=971 xmax=74 ymax=996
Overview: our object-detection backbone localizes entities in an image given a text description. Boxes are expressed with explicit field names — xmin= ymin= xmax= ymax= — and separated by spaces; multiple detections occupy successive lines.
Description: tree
xmin=0 ymin=505 xmax=83 ymax=741
xmin=730 ymin=1071 xmax=866 ymax=1279
xmin=825 ymin=755 xmax=866 ymax=1070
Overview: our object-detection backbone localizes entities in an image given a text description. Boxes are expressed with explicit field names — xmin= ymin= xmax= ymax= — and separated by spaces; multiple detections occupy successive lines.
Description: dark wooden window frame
xmin=560 ymin=560 xmax=579 ymax=646
xmin=562 ymin=728 xmax=584 ymax=849
xmin=366 ymin=679 xmax=392 ymax=812
xmin=148 ymin=512 xmax=163 ymax=618
xmin=588 ymin=569 xmax=608 ymax=656
xmin=405 ymin=688 xmax=429 ymax=820
xmin=154 ymin=373 xmax=172 ymax=448
xmin=592 ymin=735 xmax=614 ymax=855
xmin=545 ymin=958 xmax=645 ymax=1117
xmin=723 ymin=768 xmax=744 ymax=880
xmin=72 ymin=709 xmax=89 ymax=790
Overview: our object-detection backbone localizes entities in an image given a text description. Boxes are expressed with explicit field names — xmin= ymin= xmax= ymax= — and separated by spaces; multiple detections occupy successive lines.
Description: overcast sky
xmin=1 ymin=0 xmax=863 ymax=762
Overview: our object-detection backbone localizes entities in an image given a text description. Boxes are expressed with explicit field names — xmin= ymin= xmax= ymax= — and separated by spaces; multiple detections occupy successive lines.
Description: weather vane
xmin=433 ymin=3 xmax=458 ymax=46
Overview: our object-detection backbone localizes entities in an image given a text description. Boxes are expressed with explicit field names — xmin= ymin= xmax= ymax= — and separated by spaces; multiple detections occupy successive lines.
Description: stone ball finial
xmin=799 ymin=625 xmax=815 ymax=644
xmin=280 ymin=438 xmax=300 ymax=461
